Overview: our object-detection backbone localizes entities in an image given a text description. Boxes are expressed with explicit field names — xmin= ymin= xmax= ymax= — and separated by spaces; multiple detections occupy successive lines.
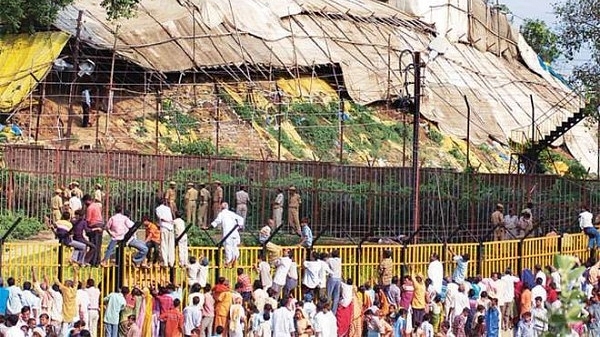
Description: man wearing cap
xmin=235 ymin=185 xmax=250 ymax=221
xmin=94 ymin=184 xmax=105 ymax=203
xmin=51 ymin=189 xmax=63 ymax=222
xmin=491 ymin=203 xmax=505 ymax=241
xmin=69 ymin=182 xmax=83 ymax=199
xmin=164 ymin=181 xmax=178 ymax=217
xmin=184 ymin=183 xmax=198 ymax=226
xmin=287 ymin=186 xmax=301 ymax=236
xmin=211 ymin=181 xmax=223 ymax=221
xmin=211 ymin=202 xmax=243 ymax=268
xmin=272 ymin=188 xmax=284 ymax=228
xmin=197 ymin=183 xmax=211 ymax=229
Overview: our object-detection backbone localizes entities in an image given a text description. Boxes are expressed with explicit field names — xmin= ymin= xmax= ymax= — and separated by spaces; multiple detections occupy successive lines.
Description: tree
xmin=520 ymin=18 xmax=561 ymax=64
xmin=554 ymin=0 xmax=600 ymax=115
xmin=0 ymin=0 xmax=138 ymax=33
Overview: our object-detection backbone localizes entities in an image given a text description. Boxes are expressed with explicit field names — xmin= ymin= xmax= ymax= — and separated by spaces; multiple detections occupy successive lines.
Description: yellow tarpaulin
xmin=0 ymin=32 xmax=70 ymax=112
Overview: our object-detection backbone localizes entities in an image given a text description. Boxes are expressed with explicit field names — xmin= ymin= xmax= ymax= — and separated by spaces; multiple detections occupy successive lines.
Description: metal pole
xmin=215 ymin=83 xmax=220 ymax=155
xmin=464 ymin=95 xmax=471 ymax=170
xmin=411 ymin=51 xmax=422 ymax=239
xmin=339 ymin=97 xmax=344 ymax=164
xmin=277 ymin=87 xmax=282 ymax=161
xmin=530 ymin=94 xmax=535 ymax=144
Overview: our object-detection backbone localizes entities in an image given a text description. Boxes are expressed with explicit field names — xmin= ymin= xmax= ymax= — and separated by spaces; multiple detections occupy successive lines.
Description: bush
xmin=0 ymin=212 xmax=45 ymax=240
xmin=427 ymin=128 xmax=444 ymax=145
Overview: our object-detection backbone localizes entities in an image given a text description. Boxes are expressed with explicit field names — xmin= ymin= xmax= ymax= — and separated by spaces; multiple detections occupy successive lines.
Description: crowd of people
xmin=31 ymin=182 xmax=600 ymax=337
xmin=2 ymin=246 xmax=600 ymax=337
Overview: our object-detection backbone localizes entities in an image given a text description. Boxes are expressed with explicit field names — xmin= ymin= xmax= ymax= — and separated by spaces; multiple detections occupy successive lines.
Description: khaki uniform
xmin=212 ymin=186 xmax=223 ymax=220
xmin=94 ymin=189 xmax=104 ymax=203
xmin=491 ymin=210 xmax=505 ymax=240
xmin=235 ymin=190 xmax=250 ymax=220
xmin=51 ymin=195 xmax=63 ymax=221
xmin=288 ymin=192 xmax=301 ymax=234
xmin=164 ymin=187 xmax=177 ymax=216
xmin=272 ymin=192 xmax=284 ymax=227
xmin=71 ymin=187 xmax=83 ymax=199
xmin=197 ymin=188 xmax=211 ymax=227
xmin=184 ymin=187 xmax=198 ymax=225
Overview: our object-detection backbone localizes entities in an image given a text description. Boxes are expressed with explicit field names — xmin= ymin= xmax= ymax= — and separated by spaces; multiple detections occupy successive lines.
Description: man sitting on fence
xmin=579 ymin=205 xmax=600 ymax=250
xmin=211 ymin=202 xmax=244 ymax=268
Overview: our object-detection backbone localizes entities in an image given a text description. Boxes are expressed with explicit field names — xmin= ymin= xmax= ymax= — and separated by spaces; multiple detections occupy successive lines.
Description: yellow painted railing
xmin=0 ymin=232 xmax=589 ymax=331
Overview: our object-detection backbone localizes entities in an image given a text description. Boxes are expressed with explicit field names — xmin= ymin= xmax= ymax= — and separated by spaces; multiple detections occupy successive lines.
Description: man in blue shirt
xmin=452 ymin=253 xmax=470 ymax=284
xmin=299 ymin=217 xmax=313 ymax=249
xmin=0 ymin=278 xmax=8 ymax=315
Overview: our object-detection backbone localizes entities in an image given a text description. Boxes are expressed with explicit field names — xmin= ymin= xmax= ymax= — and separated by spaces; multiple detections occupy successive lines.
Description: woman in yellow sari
xmin=348 ymin=286 xmax=363 ymax=337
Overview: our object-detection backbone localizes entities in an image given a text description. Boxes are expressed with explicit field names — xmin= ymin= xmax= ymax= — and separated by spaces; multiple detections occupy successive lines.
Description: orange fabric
xmin=144 ymin=221 xmax=160 ymax=243
xmin=520 ymin=289 xmax=531 ymax=316
xmin=159 ymin=308 xmax=184 ymax=337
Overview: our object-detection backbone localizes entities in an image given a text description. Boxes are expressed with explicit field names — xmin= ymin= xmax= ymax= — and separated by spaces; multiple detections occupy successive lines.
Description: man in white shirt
xmin=4 ymin=314 xmax=24 ymax=337
xmin=302 ymin=253 xmax=322 ymax=292
xmin=48 ymin=283 xmax=63 ymax=332
xmin=84 ymin=278 xmax=101 ymax=337
xmin=326 ymin=250 xmax=343 ymax=313
xmin=500 ymin=269 xmax=519 ymax=330
xmin=531 ymin=278 xmax=547 ymax=306
xmin=313 ymin=302 xmax=337 ymax=337
xmin=75 ymin=285 xmax=90 ymax=328
xmin=256 ymin=254 xmax=273 ymax=290
xmin=173 ymin=211 xmax=188 ymax=267
xmin=156 ymin=198 xmax=175 ymax=267
xmin=272 ymin=250 xmax=292 ymax=296
xmin=20 ymin=282 xmax=39 ymax=323
xmin=271 ymin=300 xmax=295 ymax=337
xmin=68 ymin=192 xmax=82 ymax=213
xmin=580 ymin=205 xmax=600 ymax=249
xmin=6 ymin=277 xmax=23 ymax=316
xmin=183 ymin=297 xmax=202 ymax=336
xmin=427 ymin=253 xmax=443 ymax=295
xmin=211 ymin=202 xmax=244 ymax=268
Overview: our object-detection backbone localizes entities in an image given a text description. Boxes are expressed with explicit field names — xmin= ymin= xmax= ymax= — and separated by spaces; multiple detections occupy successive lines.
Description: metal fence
xmin=2 ymin=146 xmax=600 ymax=242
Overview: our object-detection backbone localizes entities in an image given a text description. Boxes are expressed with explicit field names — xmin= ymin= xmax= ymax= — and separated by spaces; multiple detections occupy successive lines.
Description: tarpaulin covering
xmin=0 ymin=32 xmax=70 ymax=112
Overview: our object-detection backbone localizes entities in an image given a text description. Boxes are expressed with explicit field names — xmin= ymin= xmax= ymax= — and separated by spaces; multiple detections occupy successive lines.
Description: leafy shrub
xmin=169 ymin=140 xmax=215 ymax=156
xmin=0 ymin=212 xmax=45 ymax=240
xmin=427 ymin=128 xmax=444 ymax=145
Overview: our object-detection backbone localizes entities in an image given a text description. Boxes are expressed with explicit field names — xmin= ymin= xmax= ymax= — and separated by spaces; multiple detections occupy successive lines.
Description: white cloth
xmin=20 ymin=290 xmax=40 ymax=313
xmin=313 ymin=311 xmax=337 ymax=337
xmin=69 ymin=197 xmax=82 ymax=212
xmin=318 ymin=260 xmax=332 ymax=288
xmin=550 ymin=271 xmax=561 ymax=292
xmin=74 ymin=289 xmax=90 ymax=325
xmin=6 ymin=285 xmax=23 ymax=315
xmin=48 ymin=288 xmax=63 ymax=322
xmin=187 ymin=262 xmax=201 ymax=285
xmin=302 ymin=260 xmax=322 ymax=289
xmin=174 ymin=218 xmax=188 ymax=266
xmin=579 ymin=210 xmax=594 ymax=229
xmin=273 ymin=257 xmax=292 ymax=286
xmin=340 ymin=283 xmax=353 ymax=308
xmin=427 ymin=260 xmax=444 ymax=294
xmin=258 ymin=261 xmax=273 ymax=290
xmin=183 ymin=305 xmax=202 ymax=335
xmin=211 ymin=209 xmax=243 ymax=246
xmin=500 ymin=274 xmax=519 ymax=304
xmin=535 ymin=271 xmax=547 ymax=286
xmin=156 ymin=204 xmax=173 ymax=231
xmin=327 ymin=257 xmax=342 ymax=279
xmin=531 ymin=285 xmax=547 ymax=305
xmin=271 ymin=307 xmax=295 ymax=336
xmin=187 ymin=292 xmax=205 ymax=309
xmin=4 ymin=326 xmax=25 ymax=337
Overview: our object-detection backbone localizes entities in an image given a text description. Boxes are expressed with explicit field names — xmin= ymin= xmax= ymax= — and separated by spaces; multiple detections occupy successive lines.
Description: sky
xmin=501 ymin=0 xmax=586 ymax=75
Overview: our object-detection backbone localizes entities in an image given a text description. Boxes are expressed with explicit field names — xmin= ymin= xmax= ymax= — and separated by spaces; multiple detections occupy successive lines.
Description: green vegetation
xmin=290 ymin=102 xmax=338 ymax=161
xmin=520 ymin=18 xmax=561 ymax=64
xmin=0 ymin=212 xmax=45 ymax=239
xmin=449 ymin=146 xmax=465 ymax=161
xmin=427 ymin=128 xmax=444 ymax=145
xmin=539 ymin=149 xmax=588 ymax=179
xmin=547 ymin=255 xmax=586 ymax=335
xmin=161 ymin=99 xmax=197 ymax=136
xmin=266 ymin=127 xmax=305 ymax=159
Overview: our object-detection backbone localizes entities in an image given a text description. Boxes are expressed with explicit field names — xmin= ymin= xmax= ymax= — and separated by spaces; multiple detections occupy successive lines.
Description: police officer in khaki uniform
xmin=70 ymin=181 xmax=83 ymax=199
xmin=94 ymin=183 xmax=105 ymax=203
xmin=272 ymin=187 xmax=284 ymax=228
xmin=198 ymin=183 xmax=211 ymax=229
xmin=184 ymin=182 xmax=199 ymax=225
xmin=288 ymin=186 xmax=301 ymax=235
xmin=212 ymin=180 xmax=223 ymax=220
xmin=164 ymin=181 xmax=178 ymax=217
xmin=51 ymin=189 xmax=63 ymax=222
xmin=235 ymin=185 xmax=250 ymax=220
